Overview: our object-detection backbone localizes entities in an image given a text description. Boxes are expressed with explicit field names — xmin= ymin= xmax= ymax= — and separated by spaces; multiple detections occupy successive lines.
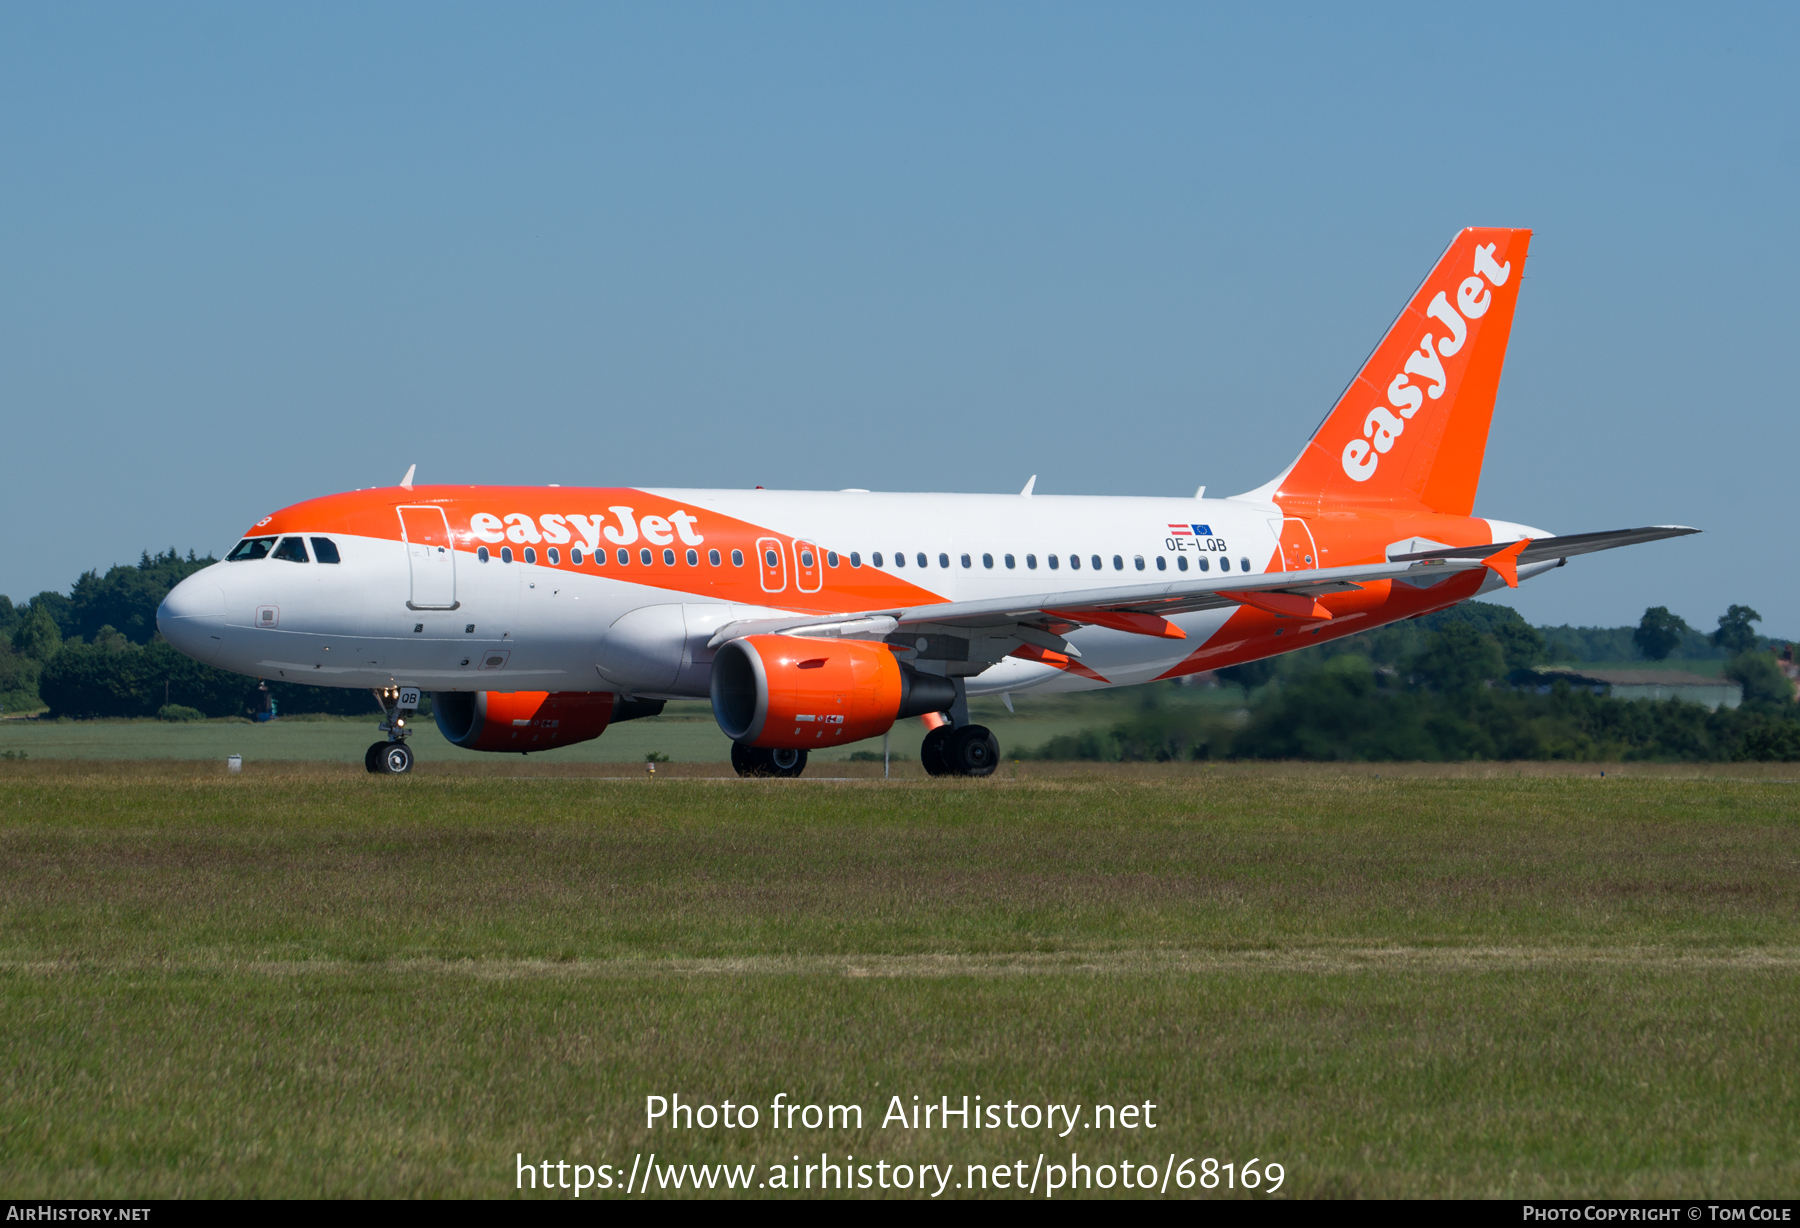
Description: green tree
xmin=0 ymin=595 xmax=18 ymax=638
xmin=23 ymin=591 xmax=77 ymax=639
xmin=0 ymin=638 xmax=40 ymax=708
xmin=1723 ymin=651 xmax=1795 ymax=712
xmin=11 ymin=604 xmax=63 ymax=661
xmin=1408 ymin=621 xmax=1505 ymax=700
xmin=1216 ymin=658 xmax=1277 ymax=699
xmin=1633 ymin=606 xmax=1691 ymax=661
xmin=1713 ymin=605 xmax=1763 ymax=654
xmin=68 ymin=549 xmax=217 ymax=645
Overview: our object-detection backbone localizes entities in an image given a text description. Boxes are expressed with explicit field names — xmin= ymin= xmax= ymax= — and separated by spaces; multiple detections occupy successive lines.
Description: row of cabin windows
xmin=870 ymin=551 xmax=1253 ymax=574
xmin=227 ymin=536 xmax=342 ymax=564
xmin=478 ymin=545 xmax=748 ymax=567
xmin=473 ymin=543 xmax=1256 ymax=575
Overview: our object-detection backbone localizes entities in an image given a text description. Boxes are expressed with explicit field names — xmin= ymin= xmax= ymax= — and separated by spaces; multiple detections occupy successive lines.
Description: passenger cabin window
xmin=664 ymin=549 xmax=676 ymax=566
xmin=764 ymin=548 xmax=779 ymax=568
xmin=1069 ymin=555 xmax=1080 ymax=570
xmin=227 ymin=537 xmax=276 ymax=561
xmin=709 ymin=549 xmax=721 ymax=566
xmin=1177 ymin=555 xmax=1188 ymax=571
xmin=570 ymin=547 xmax=583 ymax=565
xmin=524 ymin=547 xmax=537 ymax=564
xmin=731 ymin=549 xmax=744 ymax=566
xmin=850 ymin=552 xmax=862 ymax=567
xmin=1133 ymin=555 xmax=1144 ymax=570
xmin=1003 ymin=554 xmax=1014 ymax=569
xmin=501 ymin=547 xmax=514 ymax=563
xmin=1026 ymin=554 xmax=1036 ymax=569
xmin=939 ymin=553 xmax=950 ymax=569
xmin=546 ymin=547 xmax=560 ymax=565
xmin=687 ymin=549 xmax=699 ymax=566
xmin=1240 ymin=558 xmax=1251 ymax=572
xmin=309 ymin=537 xmax=341 ymax=564
xmin=872 ymin=552 xmax=883 ymax=567
xmin=640 ymin=548 xmax=653 ymax=566
xmin=618 ymin=549 xmax=629 ymax=565
xmin=1156 ymin=556 xmax=1167 ymax=571
xmin=800 ymin=549 xmax=815 ymax=568
xmin=271 ymin=537 xmax=309 ymax=563
xmin=1048 ymin=555 xmax=1059 ymax=570
xmin=826 ymin=551 xmax=839 ymax=567
xmin=916 ymin=553 xmax=928 ymax=568
xmin=894 ymin=553 xmax=904 ymax=567
xmin=1198 ymin=556 xmax=1209 ymax=571
xmin=477 ymin=546 xmax=491 ymax=563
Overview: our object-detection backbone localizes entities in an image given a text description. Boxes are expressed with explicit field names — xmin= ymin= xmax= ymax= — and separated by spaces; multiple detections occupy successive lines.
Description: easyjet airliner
xmin=157 ymin=227 xmax=1693 ymax=776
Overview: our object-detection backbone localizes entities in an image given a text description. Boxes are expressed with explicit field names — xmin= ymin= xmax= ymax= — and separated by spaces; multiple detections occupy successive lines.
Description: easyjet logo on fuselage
xmin=1341 ymin=242 xmax=1512 ymax=483
xmin=466 ymin=507 xmax=705 ymax=549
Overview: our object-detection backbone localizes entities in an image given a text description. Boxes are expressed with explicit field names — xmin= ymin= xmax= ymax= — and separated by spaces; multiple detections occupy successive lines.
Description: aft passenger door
xmin=398 ymin=506 xmax=458 ymax=609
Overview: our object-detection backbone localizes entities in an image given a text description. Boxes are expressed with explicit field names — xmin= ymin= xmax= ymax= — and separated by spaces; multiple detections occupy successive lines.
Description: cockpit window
xmin=309 ymin=537 xmax=341 ymax=564
xmin=271 ymin=537 xmax=310 ymax=563
xmin=227 ymin=537 xmax=276 ymax=561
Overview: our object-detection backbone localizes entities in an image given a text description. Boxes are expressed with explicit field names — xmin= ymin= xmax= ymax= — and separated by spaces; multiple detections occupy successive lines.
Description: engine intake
xmin=711 ymin=635 xmax=957 ymax=749
xmin=432 ymin=690 xmax=659 ymax=753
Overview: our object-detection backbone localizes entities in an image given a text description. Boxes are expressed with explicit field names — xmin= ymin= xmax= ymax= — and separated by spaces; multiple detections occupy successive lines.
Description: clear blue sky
xmin=3 ymin=3 xmax=1793 ymax=632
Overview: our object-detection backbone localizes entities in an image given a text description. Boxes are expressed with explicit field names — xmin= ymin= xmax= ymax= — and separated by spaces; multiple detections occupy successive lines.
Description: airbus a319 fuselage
xmin=156 ymin=228 xmax=1694 ymax=776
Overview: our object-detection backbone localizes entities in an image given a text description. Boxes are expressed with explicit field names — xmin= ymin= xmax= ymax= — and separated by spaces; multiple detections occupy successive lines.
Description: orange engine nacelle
xmin=710 ymin=634 xmax=958 ymax=750
xmin=432 ymin=690 xmax=618 ymax=753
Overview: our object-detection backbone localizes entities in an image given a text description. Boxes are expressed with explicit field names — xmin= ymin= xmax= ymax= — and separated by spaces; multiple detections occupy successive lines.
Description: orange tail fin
xmin=1274 ymin=227 xmax=1532 ymax=517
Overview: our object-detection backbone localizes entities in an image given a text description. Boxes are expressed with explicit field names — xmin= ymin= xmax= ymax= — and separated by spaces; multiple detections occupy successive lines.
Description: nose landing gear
xmin=366 ymin=685 xmax=420 ymax=774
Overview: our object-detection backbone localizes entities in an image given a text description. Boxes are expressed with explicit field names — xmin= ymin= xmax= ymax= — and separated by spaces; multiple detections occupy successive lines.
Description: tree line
xmin=1024 ymin=602 xmax=1800 ymax=763
xmin=0 ymin=551 xmax=374 ymax=719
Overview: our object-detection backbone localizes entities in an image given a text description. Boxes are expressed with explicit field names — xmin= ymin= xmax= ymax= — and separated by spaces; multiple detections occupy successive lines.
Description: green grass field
xmin=3 ymin=761 xmax=1797 ymax=1198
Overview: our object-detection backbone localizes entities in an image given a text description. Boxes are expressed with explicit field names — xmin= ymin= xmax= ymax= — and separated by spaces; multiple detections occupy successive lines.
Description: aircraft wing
xmin=707 ymin=554 xmax=1495 ymax=653
xmin=706 ymin=525 xmax=1699 ymax=657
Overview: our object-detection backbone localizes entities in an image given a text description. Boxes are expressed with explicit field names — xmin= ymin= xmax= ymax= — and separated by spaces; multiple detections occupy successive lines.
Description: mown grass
xmin=1 ymin=763 xmax=1797 ymax=1197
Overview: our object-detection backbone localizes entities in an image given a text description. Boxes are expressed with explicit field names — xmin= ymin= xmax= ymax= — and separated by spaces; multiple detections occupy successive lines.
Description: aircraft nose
xmin=157 ymin=575 xmax=226 ymax=663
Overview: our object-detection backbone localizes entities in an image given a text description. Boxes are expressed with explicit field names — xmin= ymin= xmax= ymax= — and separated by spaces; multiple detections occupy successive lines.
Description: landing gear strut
xmin=366 ymin=685 xmax=420 ymax=774
xmin=919 ymin=677 xmax=999 ymax=777
xmin=732 ymin=743 xmax=808 ymax=778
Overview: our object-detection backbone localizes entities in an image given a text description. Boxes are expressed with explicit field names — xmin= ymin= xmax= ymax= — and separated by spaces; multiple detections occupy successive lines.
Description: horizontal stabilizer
xmin=1390 ymin=526 xmax=1699 ymax=567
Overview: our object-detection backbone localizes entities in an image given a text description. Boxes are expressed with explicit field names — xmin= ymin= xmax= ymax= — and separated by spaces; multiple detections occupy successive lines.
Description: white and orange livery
xmin=157 ymin=228 xmax=1695 ymax=775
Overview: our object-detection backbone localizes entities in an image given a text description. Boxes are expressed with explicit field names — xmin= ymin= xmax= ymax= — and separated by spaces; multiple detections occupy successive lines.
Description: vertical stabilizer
xmin=1274 ymin=227 xmax=1531 ymax=517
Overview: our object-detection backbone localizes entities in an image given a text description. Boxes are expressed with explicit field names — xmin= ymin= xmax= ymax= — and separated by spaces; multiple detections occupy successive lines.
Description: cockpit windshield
xmin=227 ymin=537 xmax=277 ymax=561
xmin=271 ymin=537 xmax=310 ymax=563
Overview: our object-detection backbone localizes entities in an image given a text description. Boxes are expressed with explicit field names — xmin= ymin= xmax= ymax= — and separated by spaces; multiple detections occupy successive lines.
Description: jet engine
xmin=432 ymin=690 xmax=664 ymax=753
xmin=710 ymin=634 xmax=957 ymax=750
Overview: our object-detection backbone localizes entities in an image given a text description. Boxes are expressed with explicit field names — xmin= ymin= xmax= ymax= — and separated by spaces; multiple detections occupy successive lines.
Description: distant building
xmin=1530 ymin=667 xmax=1741 ymax=710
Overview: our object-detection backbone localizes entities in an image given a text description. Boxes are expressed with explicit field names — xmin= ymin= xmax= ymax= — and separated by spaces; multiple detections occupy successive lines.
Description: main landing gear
xmin=920 ymin=676 xmax=999 ymax=777
xmin=731 ymin=744 xmax=809 ymax=778
xmin=366 ymin=685 xmax=420 ymax=775
xmin=921 ymin=723 xmax=999 ymax=778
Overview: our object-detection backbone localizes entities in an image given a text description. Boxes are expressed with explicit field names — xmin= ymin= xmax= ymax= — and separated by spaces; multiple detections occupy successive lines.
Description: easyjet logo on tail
xmin=1341 ymin=243 xmax=1512 ymax=482
xmin=466 ymin=507 xmax=705 ymax=548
